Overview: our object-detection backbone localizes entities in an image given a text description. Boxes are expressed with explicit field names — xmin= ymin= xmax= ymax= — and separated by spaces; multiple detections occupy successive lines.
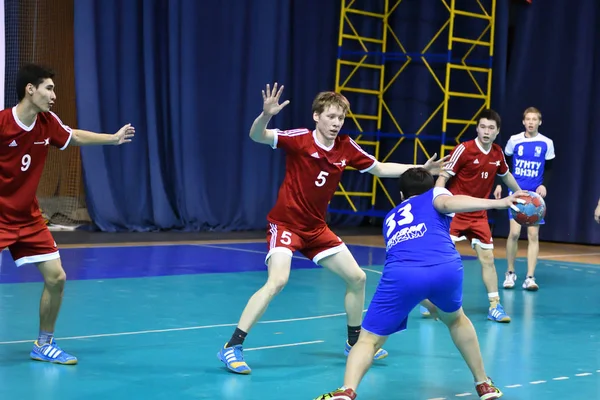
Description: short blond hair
xmin=523 ymin=107 xmax=542 ymax=120
xmin=312 ymin=91 xmax=350 ymax=115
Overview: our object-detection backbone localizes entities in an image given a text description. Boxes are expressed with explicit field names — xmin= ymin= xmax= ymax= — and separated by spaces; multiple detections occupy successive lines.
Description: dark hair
xmin=16 ymin=64 xmax=55 ymax=101
xmin=398 ymin=167 xmax=434 ymax=199
xmin=476 ymin=108 xmax=501 ymax=130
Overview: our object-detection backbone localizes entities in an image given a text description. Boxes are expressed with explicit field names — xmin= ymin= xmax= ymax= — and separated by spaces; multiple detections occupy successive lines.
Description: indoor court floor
xmin=0 ymin=236 xmax=599 ymax=400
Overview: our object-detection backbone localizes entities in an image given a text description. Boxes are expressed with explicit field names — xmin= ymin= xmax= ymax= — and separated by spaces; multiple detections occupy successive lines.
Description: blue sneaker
xmin=488 ymin=304 xmax=511 ymax=323
xmin=217 ymin=343 xmax=251 ymax=374
xmin=344 ymin=341 xmax=388 ymax=360
xmin=30 ymin=339 xmax=77 ymax=365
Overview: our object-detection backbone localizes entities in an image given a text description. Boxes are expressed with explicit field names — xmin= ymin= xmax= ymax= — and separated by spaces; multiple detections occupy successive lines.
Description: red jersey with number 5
xmin=443 ymin=139 xmax=509 ymax=218
xmin=0 ymin=107 xmax=73 ymax=226
xmin=267 ymin=128 xmax=377 ymax=232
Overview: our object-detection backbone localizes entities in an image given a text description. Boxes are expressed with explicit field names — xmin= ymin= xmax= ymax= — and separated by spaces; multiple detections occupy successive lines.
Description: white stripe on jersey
xmin=49 ymin=111 xmax=73 ymax=133
xmin=269 ymin=223 xmax=278 ymax=250
xmin=49 ymin=111 xmax=74 ymax=150
xmin=444 ymin=143 xmax=466 ymax=171
xmin=348 ymin=137 xmax=376 ymax=161
xmin=276 ymin=128 xmax=310 ymax=137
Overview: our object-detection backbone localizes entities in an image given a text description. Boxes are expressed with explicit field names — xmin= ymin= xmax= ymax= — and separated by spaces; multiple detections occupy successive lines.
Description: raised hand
xmin=262 ymin=83 xmax=290 ymax=116
xmin=595 ymin=202 xmax=600 ymax=224
xmin=113 ymin=123 xmax=135 ymax=145
xmin=423 ymin=153 xmax=451 ymax=175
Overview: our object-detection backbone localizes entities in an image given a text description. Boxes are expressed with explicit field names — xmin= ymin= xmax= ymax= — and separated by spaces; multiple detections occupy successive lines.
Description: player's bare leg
xmin=503 ymin=220 xmax=522 ymax=289
xmin=313 ymin=330 xmax=387 ymax=400
xmin=343 ymin=330 xmax=387 ymax=390
xmin=318 ymin=249 xmax=388 ymax=359
xmin=437 ymin=307 xmax=503 ymax=399
xmin=237 ymin=252 xmax=292 ymax=332
xmin=30 ymin=258 xmax=77 ymax=364
xmin=523 ymin=225 xmax=540 ymax=291
xmin=319 ymin=249 xmax=366 ymax=327
xmin=474 ymin=245 xmax=510 ymax=322
xmin=37 ymin=259 xmax=66 ymax=336
xmin=218 ymin=252 xmax=291 ymax=374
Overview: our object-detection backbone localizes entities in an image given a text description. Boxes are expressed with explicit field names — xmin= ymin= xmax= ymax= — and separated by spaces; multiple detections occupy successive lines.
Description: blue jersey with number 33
xmin=383 ymin=188 xmax=461 ymax=268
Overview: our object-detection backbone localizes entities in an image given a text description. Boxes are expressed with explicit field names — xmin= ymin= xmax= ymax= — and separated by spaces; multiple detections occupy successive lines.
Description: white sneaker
xmin=503 ymin=272 xmax=517 ymax=289
xmin=522 ymin=276 xmax=539 ymax=291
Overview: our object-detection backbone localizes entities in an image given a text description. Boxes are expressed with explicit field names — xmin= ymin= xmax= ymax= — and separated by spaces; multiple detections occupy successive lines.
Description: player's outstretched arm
xmin=499 ymin=172 xmax=521 ymax=193
xmin=249 ymin=83 xmax=290 ymax=146
xmin=369 ymin=153 xmax=450 ymax=178
xmin=434 ymin=191 xmax=528 ymax=214
xmin=70 ymin=124 xmax=135 ymax=146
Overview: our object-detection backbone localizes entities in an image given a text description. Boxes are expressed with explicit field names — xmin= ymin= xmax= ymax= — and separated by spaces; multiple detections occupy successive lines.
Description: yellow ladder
xmin=333 ymin=0 xmax=403 ymax=213
xmin=442 ymin=0 xmax=496 ymax=157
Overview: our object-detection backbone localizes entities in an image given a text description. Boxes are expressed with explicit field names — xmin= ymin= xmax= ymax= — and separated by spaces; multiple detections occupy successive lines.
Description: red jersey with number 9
xmin=267 ymin=128 xmax=377 ymax=232
xmin=0 ymin=107 xmax=72 ymax=226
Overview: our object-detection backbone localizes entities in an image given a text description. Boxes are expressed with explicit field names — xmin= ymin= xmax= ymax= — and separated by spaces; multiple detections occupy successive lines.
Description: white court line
xmin=0 ymin=310 xmax=361 ymax=346
xmin=196 ymin=244 xmax=386 ymax=277
xmin=539 ymin=252 xmax=600 ymax=259
xmin=245 ymin=340 xmax=324 ymax=352
xmin=195 ymin=244 xmax=310 ymax=261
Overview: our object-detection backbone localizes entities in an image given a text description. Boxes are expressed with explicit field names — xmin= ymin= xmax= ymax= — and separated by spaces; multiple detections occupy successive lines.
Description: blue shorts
xmin=362 ymin=260 xmax=463 ymax=336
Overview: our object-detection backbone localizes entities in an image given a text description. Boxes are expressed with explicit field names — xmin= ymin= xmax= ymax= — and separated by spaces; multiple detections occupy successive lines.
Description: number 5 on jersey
xmin=315 ymin=171 xmax=329 ymax=187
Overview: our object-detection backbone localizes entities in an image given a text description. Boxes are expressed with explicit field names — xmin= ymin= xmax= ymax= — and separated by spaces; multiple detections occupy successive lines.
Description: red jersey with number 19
xmin=443 ymin=139 xmax=509 ymax=219
xmin=267 ymin=129 xmax=377 ymax=232
xmin=0 ymin=107 xmax=72 ymax=226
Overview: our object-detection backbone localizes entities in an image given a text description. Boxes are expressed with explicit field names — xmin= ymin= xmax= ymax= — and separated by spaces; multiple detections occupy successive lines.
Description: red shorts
xmin=449 ymin=215 xmax=494 ymax=250
xmin=265 ymin=223 xmax=346 ymax=265
xmin=0 ymin=217 xmax=60 ymax=267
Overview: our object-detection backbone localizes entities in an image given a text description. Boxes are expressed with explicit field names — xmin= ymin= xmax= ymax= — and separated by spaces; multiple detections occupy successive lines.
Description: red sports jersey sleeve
xmin=443 ymin=142 xmax=468 ymax=176
xmin=495 ymin=145 xmax=509 ymax=176
xmin=346 ymin=137 xmax=378 ymax=172
xmin=271 ymin=128 xmax=311 ymax=153
xmin=48 ymin=112 xmax=73 ymax=150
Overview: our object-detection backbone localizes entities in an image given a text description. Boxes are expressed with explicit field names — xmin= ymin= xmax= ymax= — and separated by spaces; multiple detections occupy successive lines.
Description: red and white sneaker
xmin=313 ymin=388 xmax=357 ymax=400
xmin=476 ymin=378 xmax=503 ymax=399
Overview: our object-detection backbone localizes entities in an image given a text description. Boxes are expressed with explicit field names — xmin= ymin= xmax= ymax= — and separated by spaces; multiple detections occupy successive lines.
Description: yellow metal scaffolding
xmin=442 ymin=0 xmax=496 ymax=157
xmin=330 ymin=0 xmax=496 ymax=217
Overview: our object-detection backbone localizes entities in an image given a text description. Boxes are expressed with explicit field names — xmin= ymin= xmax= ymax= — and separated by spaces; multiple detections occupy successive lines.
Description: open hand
xmin=501 ymin=190 xmax=529 ymax=211
xmin=536 ymin=185 xmax=547 ymax=198
xmin=423 ymin=153 xmax=451 ymax=175
xmin=262 ymin=83 xmax=290 ymax=116
xmin=595 ymin=203 xmax=600 ymax=224
xmin=493 ymin=185 xmax=502 ymax=199
xmin=113 ymin=123 xmax=135 ymax=145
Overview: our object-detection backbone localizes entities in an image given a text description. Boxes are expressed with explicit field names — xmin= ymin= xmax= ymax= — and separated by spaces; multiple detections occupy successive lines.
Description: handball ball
xmin=510 ymin=191 xmax=546 ymax=226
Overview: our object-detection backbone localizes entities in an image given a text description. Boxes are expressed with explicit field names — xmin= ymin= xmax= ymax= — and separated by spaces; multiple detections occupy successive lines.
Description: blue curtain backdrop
xmin=74 ymin=0 xmax=339 ymax=232
xmin=73 ymin=0 xmax=600 ymax=244
xmin=491 ymin=0 xmax=600 ymax=245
